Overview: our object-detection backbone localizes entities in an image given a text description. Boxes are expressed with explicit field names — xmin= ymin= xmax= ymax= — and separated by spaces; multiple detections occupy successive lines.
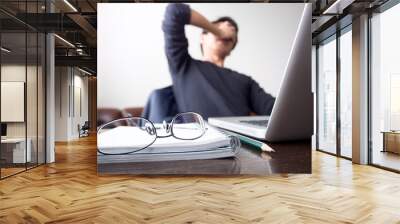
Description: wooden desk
xmin=382 ymin=131 xmax=400 ymax=154
xmin=97 ymin=140 xmax=311 ymax=175
xmin=1 ymin=138 xmax=32 ymax=164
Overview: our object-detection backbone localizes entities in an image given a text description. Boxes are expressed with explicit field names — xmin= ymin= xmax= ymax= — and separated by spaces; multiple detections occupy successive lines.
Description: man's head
xmin=200 ymin=17 xmax=238 ymax=59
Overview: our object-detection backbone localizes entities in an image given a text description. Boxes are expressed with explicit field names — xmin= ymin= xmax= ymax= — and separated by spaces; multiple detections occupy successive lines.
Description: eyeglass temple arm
xmin=157 ymin=133 xmax=173 ymax=138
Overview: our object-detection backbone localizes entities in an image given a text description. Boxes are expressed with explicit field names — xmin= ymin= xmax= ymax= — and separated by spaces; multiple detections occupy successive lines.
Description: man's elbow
xmin=165 ymin=3 xmax=180 ymax=16
xmin=164 ymin=3 xmax=190 ymax=25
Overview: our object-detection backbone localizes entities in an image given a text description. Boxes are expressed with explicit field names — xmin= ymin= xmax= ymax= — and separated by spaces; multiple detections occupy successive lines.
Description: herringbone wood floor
xmin=1 ymin=135 xmax=400 ymax=224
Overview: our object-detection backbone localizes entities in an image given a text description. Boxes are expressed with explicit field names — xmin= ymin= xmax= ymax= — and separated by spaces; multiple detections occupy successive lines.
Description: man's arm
xmin=162 ymin=3 xmax=225 ymax=74
xmin=190 ymin=9 xmax=224 ymax=36
xmin=249 ymin=78 xmax=275 ymax=115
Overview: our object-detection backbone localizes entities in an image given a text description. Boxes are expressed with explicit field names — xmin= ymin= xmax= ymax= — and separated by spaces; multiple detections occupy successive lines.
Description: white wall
xmin=55 ymin=67 xmax=68 ymax=141
xmin=98 ymin=3 xmax=305 ymax=109
xmin=1 ymin=64 xmax=46 ymax=164
xmin=72 ymin=74 xmax=89 ymax=138
xmin=1 ymin=65 xmax=38 ymax=138
xmin=55 ymin=67 xmax=89 ymax=141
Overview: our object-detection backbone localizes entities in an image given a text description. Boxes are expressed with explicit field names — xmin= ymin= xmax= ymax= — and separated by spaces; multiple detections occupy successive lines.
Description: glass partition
xmin=27 ymin=31 xmax=38 ymax=169
xmin=0 ymin=1 xmax=46 ymax=179
xmin=1 ymin=31 xmax=28 ymax=177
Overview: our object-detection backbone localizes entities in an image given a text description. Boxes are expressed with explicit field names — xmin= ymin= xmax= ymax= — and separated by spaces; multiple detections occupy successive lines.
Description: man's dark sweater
xmin=162 ymin=3 xmax=275 ymax=119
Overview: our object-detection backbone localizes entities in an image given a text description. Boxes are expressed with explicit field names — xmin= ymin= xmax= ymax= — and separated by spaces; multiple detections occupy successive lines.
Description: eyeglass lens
xmin=97 ymin=118 xmax=157 ymax=154
xmin=172 ymin=113 xmax=205 ymax=140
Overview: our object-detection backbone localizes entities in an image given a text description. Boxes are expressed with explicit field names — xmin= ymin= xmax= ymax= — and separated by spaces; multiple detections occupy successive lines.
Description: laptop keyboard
xmin=239 ymin=119 xmax=269 ymax=126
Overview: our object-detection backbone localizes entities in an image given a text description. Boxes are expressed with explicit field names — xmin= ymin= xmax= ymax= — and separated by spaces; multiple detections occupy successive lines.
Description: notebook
xmin=97 ymin=124 xmax=240 ymax=162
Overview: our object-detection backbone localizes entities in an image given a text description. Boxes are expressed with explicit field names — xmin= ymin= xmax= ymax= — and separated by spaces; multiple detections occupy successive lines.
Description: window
xmin=316 ymin=24 xmax=353 ymax=159
xmin=339 ymin=28 xmax=352 ymax=158
xmin=317 ymin=36 xmax=337 ymax=154
xmin=370 ymin=2 xmax=400 ymax=171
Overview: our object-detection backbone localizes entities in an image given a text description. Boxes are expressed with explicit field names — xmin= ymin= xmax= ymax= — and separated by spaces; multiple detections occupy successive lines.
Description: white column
xmin=352 ymin=14 xmax=369 ymax=164
xmin=46 ymin=33 xmax=55 ymax=163
xmin=45 ymin=0 xmax=56 ymax=163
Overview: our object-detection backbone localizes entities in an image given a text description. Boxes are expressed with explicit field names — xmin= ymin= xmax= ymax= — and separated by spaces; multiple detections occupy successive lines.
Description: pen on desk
xmin=222 ymin=130 xmax=275 ymax=152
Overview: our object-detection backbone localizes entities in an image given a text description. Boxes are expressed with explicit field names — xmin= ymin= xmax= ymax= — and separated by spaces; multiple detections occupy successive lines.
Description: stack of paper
xmin=97 ymin=124 xmax=240 ymax=163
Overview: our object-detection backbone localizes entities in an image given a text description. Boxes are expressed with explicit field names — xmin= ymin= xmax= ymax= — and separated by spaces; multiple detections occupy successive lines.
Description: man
xmin=162 ymin=3 xmax=275 ymax=119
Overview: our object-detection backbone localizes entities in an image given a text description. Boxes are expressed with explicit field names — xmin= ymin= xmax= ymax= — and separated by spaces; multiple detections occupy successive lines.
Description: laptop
xmin=208 ymin=4 xmax=313 ymax=142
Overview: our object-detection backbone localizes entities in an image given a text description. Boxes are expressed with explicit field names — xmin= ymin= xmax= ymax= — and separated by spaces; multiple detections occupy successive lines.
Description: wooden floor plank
xmin=0 ymin=135 xmax=399 ymax=223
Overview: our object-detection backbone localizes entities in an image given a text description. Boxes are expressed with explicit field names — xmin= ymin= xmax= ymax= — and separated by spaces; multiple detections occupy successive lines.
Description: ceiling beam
xmin=322 ymin=0 xmax=356 ymax=14
xmin=51 ymin=0 xmax=97 ymax=47
xmin=55 ymin=55 xmax=96 ymax=70
xmin=67 ymin=13 xmax=97 ymax=46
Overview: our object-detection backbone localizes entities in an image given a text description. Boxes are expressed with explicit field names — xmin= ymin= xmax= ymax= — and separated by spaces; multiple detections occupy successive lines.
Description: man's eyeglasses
xmin=97 ymin=112 xmax=207 ymax=155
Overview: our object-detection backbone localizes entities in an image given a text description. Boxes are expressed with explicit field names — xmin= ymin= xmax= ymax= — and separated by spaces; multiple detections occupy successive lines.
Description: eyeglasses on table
xmin=97 ymin=112 xmax=207 ymax=155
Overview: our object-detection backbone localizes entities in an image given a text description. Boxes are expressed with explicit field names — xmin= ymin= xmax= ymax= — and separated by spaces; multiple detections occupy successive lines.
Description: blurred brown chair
xmin=97 ymin=108 xmax=124 ymax=128
xmin=122 ymin=107 xmax=144 ymax=118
